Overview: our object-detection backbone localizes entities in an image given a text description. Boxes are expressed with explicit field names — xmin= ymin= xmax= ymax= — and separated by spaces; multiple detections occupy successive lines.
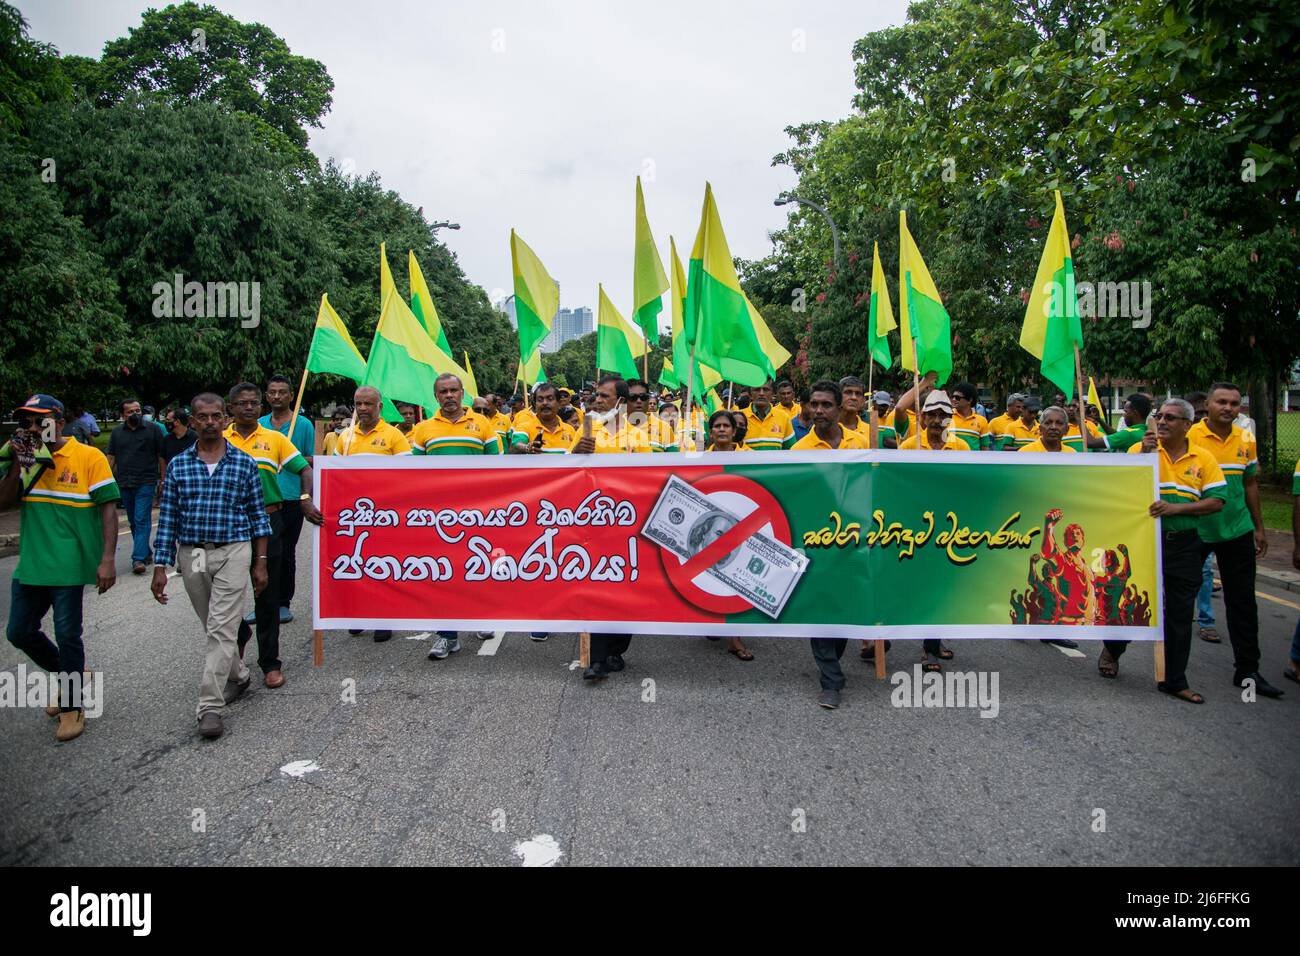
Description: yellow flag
xmin=463 ymin=350 xmax=479 ymax=399
xmin=1087 ymin=377 xmax=1102 ymax=415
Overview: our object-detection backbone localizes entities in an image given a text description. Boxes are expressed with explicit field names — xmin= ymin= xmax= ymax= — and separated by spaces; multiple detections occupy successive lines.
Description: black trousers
xmin=1105 ymin=529 xmax=1200 ymax=691
xmin=810 ymin=638 xmax=847 ymax=690
xmin=237 ymin=509 xmax=284 ymax=673
xmin=1200 ymin=531 xmax=1260 ymax=676
xmin=589 ymin=633 xmax=631 ymax=661
xmin=278 ymin=504 xmax=305 ymax=610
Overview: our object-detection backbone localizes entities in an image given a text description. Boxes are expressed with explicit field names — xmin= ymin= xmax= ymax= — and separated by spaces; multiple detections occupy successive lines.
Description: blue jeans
xmin=1196 ymin=555 xmax=1215 ymax=627
xmin=1291 ymin=617 xmax=1300 ymax=666
xmin=119 ymin=484 xmax=155 ymax=563
xmin=6 ymin=579 xmax=85 ymax=711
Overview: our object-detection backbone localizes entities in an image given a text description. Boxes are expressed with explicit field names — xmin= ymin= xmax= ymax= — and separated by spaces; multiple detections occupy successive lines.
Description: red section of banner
xmin=318 ymin=463 xmax=724 ymax=626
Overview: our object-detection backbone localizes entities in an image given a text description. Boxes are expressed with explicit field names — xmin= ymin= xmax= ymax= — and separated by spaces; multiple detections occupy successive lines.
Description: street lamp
xmin=774 ymin=195 xmax=841 ymax=272
xmin=430 ymin=220 xmax=461 ymax=232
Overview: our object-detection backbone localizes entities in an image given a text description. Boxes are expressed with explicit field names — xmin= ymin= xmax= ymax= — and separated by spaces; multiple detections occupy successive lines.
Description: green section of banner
xmin=724 ymin=457 xmax=1159 ymax=629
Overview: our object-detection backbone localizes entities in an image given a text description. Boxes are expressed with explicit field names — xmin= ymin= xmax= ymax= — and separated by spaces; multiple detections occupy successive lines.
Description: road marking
xmin=280 ymin=759 xmax=319 ymax=778
xmin=568 ymin=660 xmax=582 ymax=671
xmin=513 ymin=834 xmax=563 ymax=867
xmin=1256 ymin=590 xmax=1300 ymax=611
xmin=404 ymin=632 xmax=432 ymax=641
xmin=1053 ymin=644 xmax=1087 ymax=659
xmin=478 ymin=632 xmax=505 ymax=656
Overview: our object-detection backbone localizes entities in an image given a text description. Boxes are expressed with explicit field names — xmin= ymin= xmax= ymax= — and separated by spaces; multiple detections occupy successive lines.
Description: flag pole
xmin=287 ymin=367 xmax=310 ymax=440
xmin=1074 ymin=345 xmax=1087 ymax=454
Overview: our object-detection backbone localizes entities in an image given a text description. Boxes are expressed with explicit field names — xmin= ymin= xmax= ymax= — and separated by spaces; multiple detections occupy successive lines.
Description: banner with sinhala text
xmin=313 ymin=452 xmax=1162 ymax=639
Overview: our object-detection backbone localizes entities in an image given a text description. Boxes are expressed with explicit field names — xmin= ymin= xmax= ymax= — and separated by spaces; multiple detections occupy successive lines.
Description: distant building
xmin=540 ymin=306 xmax=594 ymax=353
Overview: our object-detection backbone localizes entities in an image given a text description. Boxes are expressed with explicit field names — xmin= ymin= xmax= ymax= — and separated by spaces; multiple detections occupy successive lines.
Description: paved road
xmin=1 ymin=540 xmax=1297 ymax=866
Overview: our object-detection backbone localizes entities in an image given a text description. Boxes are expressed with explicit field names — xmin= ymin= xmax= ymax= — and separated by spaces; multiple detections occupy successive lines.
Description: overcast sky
xmin=23 ymin=0 xmax=909 ymax=328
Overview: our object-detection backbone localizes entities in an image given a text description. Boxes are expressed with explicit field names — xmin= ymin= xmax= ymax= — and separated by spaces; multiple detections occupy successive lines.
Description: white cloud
xmin=22 ymin=0 xmax=909 ymax=329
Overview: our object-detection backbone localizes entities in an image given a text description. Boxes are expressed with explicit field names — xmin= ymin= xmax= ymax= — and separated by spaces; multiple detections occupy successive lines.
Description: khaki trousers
xmin=179 ymin=542 xmax=252 ymax=717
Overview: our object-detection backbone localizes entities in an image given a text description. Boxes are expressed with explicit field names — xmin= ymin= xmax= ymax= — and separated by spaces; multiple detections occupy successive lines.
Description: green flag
xmin=868 ymin=241 xmax=896 ymax=370
xmin=409 ymin=250 xmax=454 ymax=355
xmin=511 ymin=230 xmax=560 ymax=361
xmin=1020 ymin=190 xmax=1083 ymax=400
xmin=596 ymin=283 xmax=646 ymax=380
xmin=306 ymin=294 xmax=368 ymax=383
xmin=632 ymin=176 xmax=669 ymax=344
xmin=366 ymin=268 xmax=470 ymax=416
xmin=898 ymin=210 xmax=953 ymax=386
xmin=686 ymin=183 xmax=772 ymax=386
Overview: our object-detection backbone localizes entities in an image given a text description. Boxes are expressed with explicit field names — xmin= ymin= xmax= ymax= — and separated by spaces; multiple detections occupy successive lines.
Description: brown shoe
xmin=1199 ymin=626 xmax=1221 ymax=643
xmin=197 ymin=711 xmax=223 ymax=738
xmin=55 ymin=710 xmax=85 ymax=742
xmin=264 ymin=670 xmax=285 ymax=689
xmin=46 ymin=703 xmax=61 ymax=717
xmin=132 ymin=560 xmax=146 ymax=575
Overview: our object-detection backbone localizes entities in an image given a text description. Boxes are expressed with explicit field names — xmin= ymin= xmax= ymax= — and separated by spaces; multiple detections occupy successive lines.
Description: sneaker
xmin=223 ymin=673 xmax=252 ymax=704
xmin=428 ymin=635 xmax=461 ymax=660
xmin=476 ymin=630 xmax=494 ymax=639
xmin=582 ymin=661 xmax=609 ymax=680
xmin=529 ymin=632 xmax=549 ymax=642
xmin=279 ymin=607 xmax=293 ymax=624
xmin=817 ymin=688 xmax=841 ymax=710
xmin=197 ymin=712 xmax=224 ymax=738
xmin=1040 ymin=638 xmax=1079 ymax=649
xmin=605 ymin=654 xmax=625 ymax=672
xmin=55 ymin=710 xmax=85 ymax=742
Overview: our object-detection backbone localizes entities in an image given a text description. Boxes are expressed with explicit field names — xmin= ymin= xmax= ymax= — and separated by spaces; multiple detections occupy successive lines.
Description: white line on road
xmin=478 ymin=632 xmax=505 ymax=655
xmin=404 ymin=632 xmax=432 ymax=641
xmin=1053 ymin=644 xmax=1087 ymax=659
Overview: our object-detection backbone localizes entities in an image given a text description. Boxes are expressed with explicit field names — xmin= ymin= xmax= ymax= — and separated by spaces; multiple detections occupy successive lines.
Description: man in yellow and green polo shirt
xmin=988 ymin=393 xmax=1024 ymax=447
xmin=225 ymin=382 xmax=321 ymax=689
xmin=1187 ymin=382 xmax=1282 ymax=699
xmin=334 ymin=387 xmax=413 ymax=457
xmin=410 ymin=373 xmax=500 ymax=660
xmin=948 ymin=382 xmax=992 ymax=450
xmin=1104 ymin=398 xmax=1227 ymax=703
xmin=1103 ymin=393 xmax=1152 ymax=453
xmin=744 ymin=379 xmax=796 ymax=451
xmin=1 ymin=394 xmax=119 ymax=742
xmin=508 ymin=382 xmax=576 ymax=454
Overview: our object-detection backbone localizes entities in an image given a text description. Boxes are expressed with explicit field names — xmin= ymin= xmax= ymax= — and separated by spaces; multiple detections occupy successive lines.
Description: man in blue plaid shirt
xmin=151 ymin=392 xmax=271 ymax=739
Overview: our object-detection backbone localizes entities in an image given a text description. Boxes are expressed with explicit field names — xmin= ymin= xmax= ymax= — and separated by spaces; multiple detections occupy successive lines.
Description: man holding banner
xmin=409 ymin=373 xmax=501 ymax=660
xmin=571 ymin=376 xmax=651 ymax=680
xmin=1101 ymin=399 xmax=1225 ymax=703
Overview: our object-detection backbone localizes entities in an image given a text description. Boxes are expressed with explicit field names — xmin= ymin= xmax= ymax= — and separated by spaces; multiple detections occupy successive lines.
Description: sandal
xmin=860 ymin=640 xmax=892 ymax=661
xmin=1283 ymin=666 xmax=1300 ymax=685
xmin=1158 ymin=684 xmax=1204 ymax=704
xmin=1098 ymin=649 xmax=1118 ymax=679
xmin=921 ymin=659 xmax=942 ymax=673
xmin=728 ymin=645 xmax=754 ymax=661
xmin=933 ymin=645 xmax=954 ymax=660
xmin=1198 ymin=626 xmax=1221 ymax=643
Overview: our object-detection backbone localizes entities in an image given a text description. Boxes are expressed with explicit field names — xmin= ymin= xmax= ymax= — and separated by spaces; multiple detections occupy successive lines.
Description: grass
xmin=1262 ymin=485 xmax=1294 ymax=534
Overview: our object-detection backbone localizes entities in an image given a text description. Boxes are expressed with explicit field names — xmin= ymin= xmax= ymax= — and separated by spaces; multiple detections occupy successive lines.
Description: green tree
xmin=92 ymin=2 xmax=333 ymax=166
xmin=0 ymin=135 xmax=134 ymax=403
xmin=0 ymin=1 xmax=70 ymax=136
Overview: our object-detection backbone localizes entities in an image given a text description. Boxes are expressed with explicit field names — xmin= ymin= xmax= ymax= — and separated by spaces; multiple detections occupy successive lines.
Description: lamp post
xmin=774 ymin=195 xmax=841 ymax=272
xmin=430 ymin=220 xmax=461 ymax=233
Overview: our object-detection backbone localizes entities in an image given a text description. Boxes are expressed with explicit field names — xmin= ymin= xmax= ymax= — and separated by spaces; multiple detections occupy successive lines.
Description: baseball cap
xmin=922 ymin=390 xmax=954 ymax=414
xmin=871 ymin=390 xmax=892 ymax=405
xmin=14 ymin=394 xmax=64 ymax=418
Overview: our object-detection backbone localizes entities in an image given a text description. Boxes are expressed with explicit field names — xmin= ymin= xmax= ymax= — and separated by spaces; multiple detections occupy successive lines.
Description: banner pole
xmin=313 ymin=629 xmax=323 ymax=667
xmin=682 ymin=343 xmax=698 ymax=450
xmin=580 ymin=632 xmax=591 ymax=668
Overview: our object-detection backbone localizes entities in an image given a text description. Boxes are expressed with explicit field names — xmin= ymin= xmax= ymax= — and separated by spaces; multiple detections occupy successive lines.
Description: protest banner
xmin=312 ymin=451 xmax=1161 ymax=641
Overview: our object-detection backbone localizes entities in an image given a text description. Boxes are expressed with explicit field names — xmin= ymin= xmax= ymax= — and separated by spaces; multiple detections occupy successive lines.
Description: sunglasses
xmin=1153 ymin=413 xmax=1188 ymax=422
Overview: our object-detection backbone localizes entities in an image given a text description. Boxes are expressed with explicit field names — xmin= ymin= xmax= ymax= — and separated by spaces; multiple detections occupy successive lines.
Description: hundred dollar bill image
xmin=641 ymin=475 xmax=809 ymax=618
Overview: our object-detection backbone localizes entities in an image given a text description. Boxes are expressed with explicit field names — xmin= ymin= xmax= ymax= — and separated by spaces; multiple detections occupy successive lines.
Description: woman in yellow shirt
xmin=703 ymin=410 xmax=754 ymax=661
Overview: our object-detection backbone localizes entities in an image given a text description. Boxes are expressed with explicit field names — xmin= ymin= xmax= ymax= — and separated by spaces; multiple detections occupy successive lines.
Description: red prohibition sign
xmin=661 ymin=473 xmax=795 ymax=615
